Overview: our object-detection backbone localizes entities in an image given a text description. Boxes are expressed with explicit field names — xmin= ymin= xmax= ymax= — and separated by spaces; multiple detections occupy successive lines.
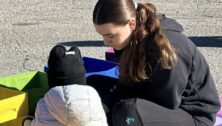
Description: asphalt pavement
xmin=0 ymin=0 xmax=221 ymax=96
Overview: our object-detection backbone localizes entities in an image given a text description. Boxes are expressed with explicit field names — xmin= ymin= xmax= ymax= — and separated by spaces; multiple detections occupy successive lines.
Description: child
xmin=29 ymin=45 xmax=108 ymax=126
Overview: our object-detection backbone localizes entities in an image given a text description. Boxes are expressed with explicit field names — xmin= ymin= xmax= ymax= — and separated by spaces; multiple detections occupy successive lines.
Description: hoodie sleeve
xmin=180 ymin=47 xmax=221 ymax=125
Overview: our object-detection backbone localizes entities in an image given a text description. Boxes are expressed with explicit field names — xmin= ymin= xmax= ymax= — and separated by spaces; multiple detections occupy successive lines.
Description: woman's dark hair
xmin=93 ymin=0 xmax=136 ymax=25
xmin=93 ymin=0 xmax=177 ymax=84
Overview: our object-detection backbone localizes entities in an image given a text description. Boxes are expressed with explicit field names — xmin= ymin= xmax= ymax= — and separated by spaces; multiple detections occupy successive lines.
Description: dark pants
xmin=87 ymin=75 xmax=203 ymax=126
xmin=112 ymin=98 xmax=198 ymax=126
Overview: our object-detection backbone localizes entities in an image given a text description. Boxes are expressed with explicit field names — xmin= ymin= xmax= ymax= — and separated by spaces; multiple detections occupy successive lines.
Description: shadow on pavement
xmin=58 ymin=36 xmax=222 ymax=48
xmin=189 ymin=36 xmax=222 ymax=47
xmin=58 ymin=40 xmax=105 ymax=47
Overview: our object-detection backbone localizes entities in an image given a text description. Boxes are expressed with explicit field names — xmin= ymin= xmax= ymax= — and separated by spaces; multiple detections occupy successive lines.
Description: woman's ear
xmin=128 ymin=18 xmax=136 ymax=31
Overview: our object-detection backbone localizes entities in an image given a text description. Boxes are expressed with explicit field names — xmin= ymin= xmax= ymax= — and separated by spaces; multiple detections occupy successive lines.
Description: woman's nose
xmin=102 ymin=36 xmax=110 ymax=42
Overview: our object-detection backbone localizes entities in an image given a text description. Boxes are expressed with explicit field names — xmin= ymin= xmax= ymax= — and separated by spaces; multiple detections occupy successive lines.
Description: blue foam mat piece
xmin=83 ymin=57 xmax=119 ymax=78
xmin=85 ymin=66 xmax=119 ymax=78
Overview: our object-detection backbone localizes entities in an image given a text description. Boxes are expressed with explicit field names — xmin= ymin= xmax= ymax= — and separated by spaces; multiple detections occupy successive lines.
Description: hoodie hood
xmin=159 ymin=14 xmax=184 ymax=33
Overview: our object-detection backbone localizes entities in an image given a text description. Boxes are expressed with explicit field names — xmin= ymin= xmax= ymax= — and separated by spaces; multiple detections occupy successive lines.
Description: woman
xmin=92 ymin=0 xmax=220 ymax=126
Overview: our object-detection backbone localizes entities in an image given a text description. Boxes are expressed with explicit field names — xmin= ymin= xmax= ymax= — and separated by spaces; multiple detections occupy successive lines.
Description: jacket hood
xmin=160 ymin=15 xmax=184 ymax=33
xmin=44 ymin=85 xmax=108 ymax=126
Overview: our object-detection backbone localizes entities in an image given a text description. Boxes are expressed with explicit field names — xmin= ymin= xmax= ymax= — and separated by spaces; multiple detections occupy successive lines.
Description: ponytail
xmin=119 ymin=3 xmax=177 ymax=84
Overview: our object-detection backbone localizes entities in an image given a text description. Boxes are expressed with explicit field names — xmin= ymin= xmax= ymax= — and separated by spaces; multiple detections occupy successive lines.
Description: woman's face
xmin=94 ymin=22 xmax=133 ymax=50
